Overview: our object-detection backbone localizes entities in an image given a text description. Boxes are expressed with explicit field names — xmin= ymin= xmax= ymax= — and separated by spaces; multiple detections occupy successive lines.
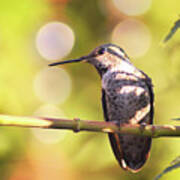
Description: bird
xmin=49 ymin=43 xmax=154 ymax=173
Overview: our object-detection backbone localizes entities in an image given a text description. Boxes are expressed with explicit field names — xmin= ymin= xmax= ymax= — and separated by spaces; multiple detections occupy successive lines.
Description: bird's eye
xmin=98 ymin=48 xmax=106 ymax=55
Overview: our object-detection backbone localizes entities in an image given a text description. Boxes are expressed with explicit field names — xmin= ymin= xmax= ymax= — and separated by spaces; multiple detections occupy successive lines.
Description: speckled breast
xmin=102 ymin=71 xmax=151 ymax=125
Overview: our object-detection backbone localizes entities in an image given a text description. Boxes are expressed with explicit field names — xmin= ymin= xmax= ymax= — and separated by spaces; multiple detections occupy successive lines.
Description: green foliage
xmin=164 ymin=18 xmax=180 ymax=43
xmin=155 ymin=156 xmax=180 ymax=180
xmin=153 ymin=17 xmax=180 ymax=180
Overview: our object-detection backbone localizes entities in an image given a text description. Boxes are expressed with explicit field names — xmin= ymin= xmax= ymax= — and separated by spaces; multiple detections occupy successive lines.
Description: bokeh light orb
xmin=32 ymin=104 xmax=67 ymax=144
xmin=112 ymin=0 xmax=152 ymax=16
xmin=111 ymin=19 xmax=151 ymax=58
xmin=34 ymin=67 xmax=72 ymax=104
xmin=36 ymin=22 xmax=75 ymax=61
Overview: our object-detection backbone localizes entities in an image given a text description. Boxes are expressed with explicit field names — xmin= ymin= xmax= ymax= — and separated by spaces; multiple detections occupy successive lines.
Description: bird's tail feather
xmin=108 ymin=133 xmax=151 ymax=173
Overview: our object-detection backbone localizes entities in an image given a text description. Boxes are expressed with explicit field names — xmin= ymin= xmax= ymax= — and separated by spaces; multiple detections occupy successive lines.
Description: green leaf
xmin=154 ymin=156 xmax=180 ymax=180
xmin=164 ymin=18 xmax=180 ymax=43
xmin=172 ymin=118 xmax=180 ymax=121
xmin=170 ymin=156 xmax=180 ymax=165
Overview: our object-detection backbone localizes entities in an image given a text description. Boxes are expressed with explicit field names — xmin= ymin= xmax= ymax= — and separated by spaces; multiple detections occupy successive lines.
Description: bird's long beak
xmin=48 ymin=55 xmax=92 ymax=66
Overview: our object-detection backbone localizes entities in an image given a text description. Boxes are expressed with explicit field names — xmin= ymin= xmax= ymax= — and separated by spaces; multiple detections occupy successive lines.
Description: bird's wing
xmin=101 ymin=89 xmax=124 ymax=168
xmin=140 ymin=71 xmax=154 ymax=124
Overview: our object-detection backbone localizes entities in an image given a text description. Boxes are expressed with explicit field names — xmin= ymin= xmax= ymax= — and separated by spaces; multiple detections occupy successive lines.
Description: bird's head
xmin=49 ymin=44 xmax=131 ymax=76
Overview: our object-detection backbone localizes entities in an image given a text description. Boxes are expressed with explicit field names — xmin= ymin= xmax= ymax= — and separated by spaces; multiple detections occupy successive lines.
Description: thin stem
xmin=0 ymin=115 xmax=180 ymax=138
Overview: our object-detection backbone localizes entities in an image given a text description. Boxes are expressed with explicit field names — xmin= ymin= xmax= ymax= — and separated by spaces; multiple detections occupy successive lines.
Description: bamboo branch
xmin=0 ymin=114 xmax=180 ymax=138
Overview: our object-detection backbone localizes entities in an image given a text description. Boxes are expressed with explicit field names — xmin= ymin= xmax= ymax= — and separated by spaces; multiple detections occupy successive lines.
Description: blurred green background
xmin=0 ymin=0 xmax=180 ymax=179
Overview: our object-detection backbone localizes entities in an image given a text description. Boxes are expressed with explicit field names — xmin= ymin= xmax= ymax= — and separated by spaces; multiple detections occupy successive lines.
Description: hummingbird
xmin=49 ymin=44 xmax=154 ymax=172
